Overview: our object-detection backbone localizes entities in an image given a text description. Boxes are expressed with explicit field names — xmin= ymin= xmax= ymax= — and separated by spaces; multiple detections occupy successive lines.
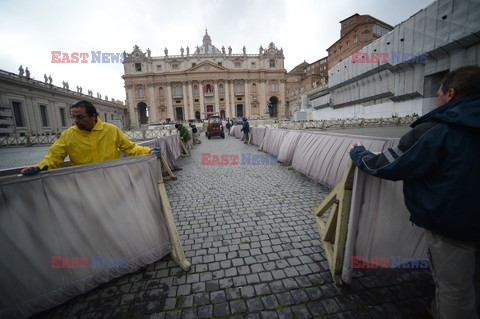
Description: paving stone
xmin=226 ymin=287 xmax=242 ymax=300
xmin=247 ymin=298 xmax=265 ymax=312
xmin=197 ymin=305 xmax=213 ymax=319
xmin=254 ymin=283 xmax=272 ymax=295
xmin=213 ymin=302 xmax=230 ymax=317
xmin=291 ymin=304 xmax=311 ymax=318
xmin=180 ymin=308 xmax=197 ymax=319
xmin=230 ymin=299 xmax=248 ymax=314
xmin=261 ymin=295 xmax=279 ymax=310
xmin=211 ymin=290 xmax=227 ymax=304
xmin=239 ymin=285 xmax=256 ymax=298
xmin=194 ymin=292 xmax=210 ymax=306
xmin=275 ymin=292 xmax=295 ymax=306
xmin=260 ymin=310 xmax=279 ymax=319
xmin=323 ymin=298 xmax=342 ymax=313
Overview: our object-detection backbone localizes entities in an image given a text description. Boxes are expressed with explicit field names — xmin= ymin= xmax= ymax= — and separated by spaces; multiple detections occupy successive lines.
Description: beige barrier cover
xmin=292 ymin=132 xmax=398 ymax=188
xmin=262 ymin=129 xmax=290 ymax=157
xmin=342 ymin=169 xmax=427 ymax=283
xmin=277 ymin=131 xmax=302 ymax=165
xmin=0 ymin=156 xmax=172 ymax=318
xmin=250 ymin=127 xmax=266 ymax=146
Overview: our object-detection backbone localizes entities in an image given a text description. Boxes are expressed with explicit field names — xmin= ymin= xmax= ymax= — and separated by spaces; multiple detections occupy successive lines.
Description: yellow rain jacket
xmin=37 ymin=118 xmax=150 ymax=170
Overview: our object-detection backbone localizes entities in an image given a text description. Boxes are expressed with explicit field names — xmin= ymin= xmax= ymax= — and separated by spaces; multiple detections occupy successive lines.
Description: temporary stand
xmin=313 ymin=159 xmax=355 ymax=285
xmin=156 ymin=158 xmax=191 ymax=271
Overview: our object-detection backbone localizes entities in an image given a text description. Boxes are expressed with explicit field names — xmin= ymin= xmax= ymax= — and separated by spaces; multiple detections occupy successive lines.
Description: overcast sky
xmin=0 ymin=0 xmax=433 ymax=102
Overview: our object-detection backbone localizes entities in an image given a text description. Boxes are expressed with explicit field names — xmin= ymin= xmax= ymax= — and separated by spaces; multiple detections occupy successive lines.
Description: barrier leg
xmin=313 ymin=159 xmax=354 ymax=285
xmin=161 ymin=157 xmax=177 ymax=181
xmin=156 ymin=159 xmax=191 ymax=271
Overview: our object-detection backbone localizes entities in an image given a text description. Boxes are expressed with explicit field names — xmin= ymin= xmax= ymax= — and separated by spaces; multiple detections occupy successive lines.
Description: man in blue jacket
xmin=241 ymin=117 xmax=250 ymax=144
xmin=350 ymin=66 xmax=480 ymax=318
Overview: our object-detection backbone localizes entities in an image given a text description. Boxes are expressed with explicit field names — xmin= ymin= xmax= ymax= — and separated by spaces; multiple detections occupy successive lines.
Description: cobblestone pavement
xmin=31 ymin=132 xmax=433 ymax=319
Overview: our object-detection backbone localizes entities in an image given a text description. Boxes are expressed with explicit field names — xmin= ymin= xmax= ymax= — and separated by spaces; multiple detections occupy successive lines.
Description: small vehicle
xmin=207 ymin=116 xmax=225 ymax=139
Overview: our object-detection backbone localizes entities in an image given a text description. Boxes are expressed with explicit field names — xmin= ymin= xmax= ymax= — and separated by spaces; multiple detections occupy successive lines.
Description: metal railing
xmin=0 ymin=128 xmax=179 ymax=146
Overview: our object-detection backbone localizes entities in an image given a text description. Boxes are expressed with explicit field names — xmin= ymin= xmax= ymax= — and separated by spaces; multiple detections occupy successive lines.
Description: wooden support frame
xmin=258 ymin=134 xmax=266 ymax=152
xmin=160 ymin=156 xmax=177 ymax=181
xmin=156 ymin=159 xmax=191 ymax=271
xmin=180 ymin=139 xmax=191 ymax=157
xmin=314 ymin=159 xmax=355 ymax=285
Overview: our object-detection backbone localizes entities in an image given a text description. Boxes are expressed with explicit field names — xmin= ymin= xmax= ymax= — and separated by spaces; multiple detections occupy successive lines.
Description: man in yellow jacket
xmin=21 ymin=100 xmax=161 ymax=175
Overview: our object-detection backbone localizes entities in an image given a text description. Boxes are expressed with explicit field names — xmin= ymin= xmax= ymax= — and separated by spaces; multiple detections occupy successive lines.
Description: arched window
xmin=175 ymin=84 xmax=182 ymax=96
xmin=270 ymin=82 xmax=277 ymax=93
xmin=137 ymin=87 xmax=145 ymax=98
xmin=252 ymin=83 xmax=257 ymax=93
xmin=219 ymin=84 xmax=224 ymax=94
xmin=206 ymin=84 xmax=212 ymax=93
xmin=194 ymin=85 xmax=199 ymax=95
xmin=159 ymin=87 xmax=164 ymax=96
xmin=235 ymin=83 xmax=242 ymax=93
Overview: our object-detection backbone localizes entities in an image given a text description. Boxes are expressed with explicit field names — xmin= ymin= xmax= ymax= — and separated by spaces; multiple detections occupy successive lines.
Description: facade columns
xmin=230 ymin=81 xmax=235 ymax=117
xmin=182 ymin=81 xmax=188 ymax=121
xmin=199 ymin=82 xmax=205 ymax=117
xmin=166 ymin=83 xmax=174 ymax=121
xmin=244 ymin=81 xmax=250 ymax=118
xmin=279 ymin=80 xmax=286 ymax=119
xmin=148 ymin=84 xmax=157 ymax=124
xmin=214 ymin=81 xmax=220 ymax=114
xmin=188 ymin=82 xmax=194 ymax=120
xmin=260 ymin=80 xmax=267 ymax=119
xmin=126 ymin=85 xmax=137 ymax=127
xmin=225 ymin=81 xmax=231 ymax=118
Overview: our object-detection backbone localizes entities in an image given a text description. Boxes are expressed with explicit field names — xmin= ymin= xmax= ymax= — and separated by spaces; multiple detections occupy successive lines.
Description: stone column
xmin=182 ymin=81 xmax=188 ymax=121
xmin=260 ymin=80 xmax=267 ymax=119
xmin=126 ymin=84 xmax=137 ymax=127
xmin=166 ymin=83 xmax=174 ymax=121
xmin=244 ymin=81 xmax=250 ymax=118
xmin=188 ymin=82 xmax=194 ymax=120
xmin=214 ymin=81 xmax=220 ymax=114
xmin=279 ymin=79 xmax=286 ymax=119
xmin=225 ymin=81 xmax=231 ymax=118
xmin=199 ymin=82 xmax=205 ymax=117
xmin=148 ymin=83 xmax=157 ymax=124
xmin=230 ymin=81 xmax=235 ymax=118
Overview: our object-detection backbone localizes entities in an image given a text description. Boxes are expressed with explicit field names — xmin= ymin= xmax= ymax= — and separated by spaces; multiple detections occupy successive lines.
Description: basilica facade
xmin=122 ymin=31 xmax=286 ymax=127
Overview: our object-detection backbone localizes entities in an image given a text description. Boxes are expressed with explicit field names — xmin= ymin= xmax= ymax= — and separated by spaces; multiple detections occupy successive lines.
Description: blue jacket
xmin=241 ymin=121 xmax=250 ymax=134
xmin=350 ymin=93 xmax=480 ymax=241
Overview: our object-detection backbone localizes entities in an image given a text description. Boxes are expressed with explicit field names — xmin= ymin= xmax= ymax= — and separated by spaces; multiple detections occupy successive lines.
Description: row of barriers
xmin=0 ymin=116 xmax=417 ymax=146
xmin=0 ymin=132 xmax=195 ymax=318
xmin=229 ymin=124 xmax=427 ymax=285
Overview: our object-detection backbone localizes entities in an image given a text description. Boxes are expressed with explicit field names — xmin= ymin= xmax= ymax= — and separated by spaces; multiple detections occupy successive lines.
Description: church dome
xmin=194 ymin=29 xmax=222 ymax=55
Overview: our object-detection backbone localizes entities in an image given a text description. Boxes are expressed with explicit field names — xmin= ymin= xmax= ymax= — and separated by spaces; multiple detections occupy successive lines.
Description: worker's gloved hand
xmin=20 ymin=165 xmax=47 ymax=176
xmin=149 ymin=147 xmax=162 ymax=158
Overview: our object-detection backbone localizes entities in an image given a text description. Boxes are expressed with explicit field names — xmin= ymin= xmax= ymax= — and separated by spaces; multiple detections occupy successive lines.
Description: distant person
xmin=349 ymin=66 xmax=480 ymax=319
xmin=241 ymin=117 xmax=250 ymax=144
xmin=189 ymin=123 xmax=201 ymax=144
xmin=225 ymin=120 xmax=231 ymax=133
xmin=21 ymin=100 xmax=161 ymax=175
xmin=175 ymin=123 xmax=192 ymax=153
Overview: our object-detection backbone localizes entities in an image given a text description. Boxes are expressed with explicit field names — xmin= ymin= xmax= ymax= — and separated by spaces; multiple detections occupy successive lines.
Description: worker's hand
xmin=20 ymin=165 xmax=47 ymax=176
xmin=348 ymin=143 xmax=363 ymax=152
xmin=149 ymin=147 xmax=162 ymax=158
